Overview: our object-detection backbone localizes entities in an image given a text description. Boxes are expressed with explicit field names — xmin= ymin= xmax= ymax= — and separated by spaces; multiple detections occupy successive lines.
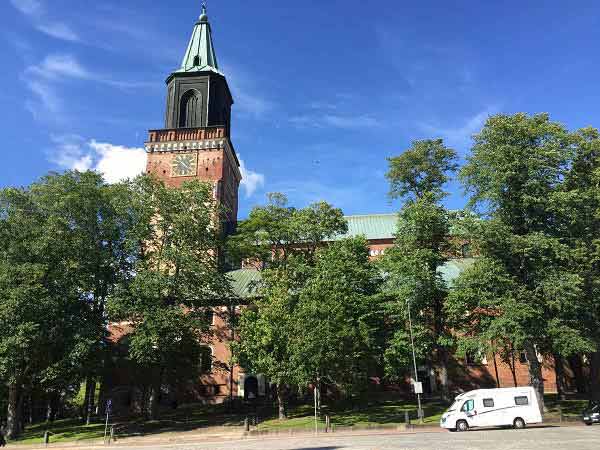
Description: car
xmin=582 ymin=401 xmax=600 ymax=426
xmin=440 ymin=387 xmax=543 ymax=432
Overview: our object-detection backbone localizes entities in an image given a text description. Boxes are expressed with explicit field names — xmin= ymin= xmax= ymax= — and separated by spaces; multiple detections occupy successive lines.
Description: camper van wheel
xmin=513 ymin=417 xmax=526 ymax=429
xmin=456 ymin=420 xmax=469 ymax=432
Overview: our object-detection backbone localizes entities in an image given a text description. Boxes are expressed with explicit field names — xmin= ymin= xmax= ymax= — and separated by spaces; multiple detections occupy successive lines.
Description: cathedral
xmin=111 ymin=6 xmax=567 ymax=407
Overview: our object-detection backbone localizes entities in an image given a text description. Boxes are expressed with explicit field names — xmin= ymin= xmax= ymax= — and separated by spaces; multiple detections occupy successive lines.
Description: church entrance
xmin=244 ymin=376 xmax=259 ymax=401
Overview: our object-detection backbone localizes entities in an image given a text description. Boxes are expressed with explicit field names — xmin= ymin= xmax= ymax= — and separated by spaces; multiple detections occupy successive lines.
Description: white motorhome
xmin=440 ymin=387 xmax=543 ymax=431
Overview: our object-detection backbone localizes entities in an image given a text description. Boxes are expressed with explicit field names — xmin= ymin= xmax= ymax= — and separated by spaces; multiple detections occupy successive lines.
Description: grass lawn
xmin=10 ymin=394 xmax=588 ymax=444
xmin=256 ymin=400 xmax=446 ymax=432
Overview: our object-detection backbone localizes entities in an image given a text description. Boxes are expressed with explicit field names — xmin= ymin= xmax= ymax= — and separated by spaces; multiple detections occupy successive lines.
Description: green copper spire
xmin=176 ymin=3 xmax=220 ymax=74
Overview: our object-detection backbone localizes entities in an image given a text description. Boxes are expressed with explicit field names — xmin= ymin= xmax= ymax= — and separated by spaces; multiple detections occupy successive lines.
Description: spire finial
xmin=199 ymin=1 xmax=208 ymax=22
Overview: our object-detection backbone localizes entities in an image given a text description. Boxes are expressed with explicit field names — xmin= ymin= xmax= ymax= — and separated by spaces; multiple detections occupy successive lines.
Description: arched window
xmin=179 ymin=89 xmax=202 ymax=128
xmin=199 ymin=346 xmax=213 ymax=373
xmin=193 ymin=55 xmax=200 ymax=67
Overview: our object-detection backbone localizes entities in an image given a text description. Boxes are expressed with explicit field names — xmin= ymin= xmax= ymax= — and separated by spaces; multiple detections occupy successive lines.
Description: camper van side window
xmin=483 ymin=398 xmax=494 ymax=408
xmin=514 ymin=396 xmax=529 ymax=406
xmin=461 ymin=399 xmax=475 ymax=412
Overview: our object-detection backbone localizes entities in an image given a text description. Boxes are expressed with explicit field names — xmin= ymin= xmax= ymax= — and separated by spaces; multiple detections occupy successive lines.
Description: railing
xmin=147 ymin=126 xmax=226 ymax=143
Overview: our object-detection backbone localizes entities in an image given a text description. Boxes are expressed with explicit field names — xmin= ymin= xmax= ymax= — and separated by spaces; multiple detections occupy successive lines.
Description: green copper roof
xmin=331 ymin=214 xmax=398 ymax=241
xmin=227 ymin=268 xmax=262 ymax=299
xmin=175 ymin=4 xmax=221 ymax=75
xmin=226 ymin=258 xmax=475 ymax=299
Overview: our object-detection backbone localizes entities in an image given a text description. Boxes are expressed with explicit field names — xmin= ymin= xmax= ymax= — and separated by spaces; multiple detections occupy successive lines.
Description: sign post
xmin=406 ymin=298 xmax=424 ymax=423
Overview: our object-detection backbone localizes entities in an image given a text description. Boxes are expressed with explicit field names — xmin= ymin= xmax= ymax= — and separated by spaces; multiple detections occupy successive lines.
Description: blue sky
xmin=3 ymin=0 xmax=600 ymax=218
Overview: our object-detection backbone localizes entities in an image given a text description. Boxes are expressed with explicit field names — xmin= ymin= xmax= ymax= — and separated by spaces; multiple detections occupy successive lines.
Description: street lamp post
xmin=406 ymin=298 xmax=423 ymax=422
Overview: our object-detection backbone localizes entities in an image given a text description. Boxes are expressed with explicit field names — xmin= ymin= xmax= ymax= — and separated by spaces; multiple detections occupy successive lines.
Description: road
xmin=47 ymin=425 xmax=598 ymax=450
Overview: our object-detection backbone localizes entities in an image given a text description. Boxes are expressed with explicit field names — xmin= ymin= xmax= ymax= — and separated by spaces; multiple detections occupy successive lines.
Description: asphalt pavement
xmin=25 ymin=424 xmax=600 ymax=450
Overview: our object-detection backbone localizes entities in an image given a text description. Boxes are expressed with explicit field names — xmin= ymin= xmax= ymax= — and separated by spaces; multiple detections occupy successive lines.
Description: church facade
xmin=111 ymin=6 xmax=571 ymax=407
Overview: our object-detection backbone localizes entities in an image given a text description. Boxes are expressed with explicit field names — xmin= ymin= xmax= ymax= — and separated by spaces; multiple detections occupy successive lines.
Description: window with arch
xmin=199 ymin=346 xmax=213 ymax=373
xmin=193 ymin=55 xmax=200 ymax=67
xmin=179 ymin=89 xmax=203 ymax=128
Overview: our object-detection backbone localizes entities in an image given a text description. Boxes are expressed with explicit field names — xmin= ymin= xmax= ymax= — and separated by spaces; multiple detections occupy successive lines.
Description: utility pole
xmin=406 ymin=298 xmax=423 ymax=422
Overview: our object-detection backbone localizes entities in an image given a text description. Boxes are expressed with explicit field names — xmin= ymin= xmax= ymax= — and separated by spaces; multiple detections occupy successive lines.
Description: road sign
xmin=413 ymin=381 xmax=423 ymax=394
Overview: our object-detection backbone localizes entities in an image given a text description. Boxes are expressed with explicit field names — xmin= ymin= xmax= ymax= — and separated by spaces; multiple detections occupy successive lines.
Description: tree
xmin=457 ymin=113 xmax=592 ymax=413
xmin=0 ymin=177 xmax=91 ymax=438
xmin=108 ymin=176 xmax=231 ymax=420
xmin=381 ymin=139 xmax=457 ymax=400
xmin=555 ymin=127 xmax=600 ymax=400
xmin=25 ymin=172 xmax=137 ymax=424
xmin=290 ymin=237 xmax=383 ymax=407
xmin=232 ymin=194 xmax=347 ymax=419
xmin=386 ymin=138 xmax=458 ymax=202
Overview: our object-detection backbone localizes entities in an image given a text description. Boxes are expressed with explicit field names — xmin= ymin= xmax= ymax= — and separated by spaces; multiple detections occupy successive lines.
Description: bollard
xmin=110 ymin=425 xmax=115 ymax=444
xmin=325 ymin=415 xmax=330 ymax=433
xmin=244 ymin=417 xmax=250 ymax=432
xmin=44 ymin=431 xmax=50 ymax=447
xmin=404 ymin=410 xmax=411 ymax=427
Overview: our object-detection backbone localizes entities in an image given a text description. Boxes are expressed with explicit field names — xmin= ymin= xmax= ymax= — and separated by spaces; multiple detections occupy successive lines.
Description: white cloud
xmin=23 ymin=54 xmax=156 ymax=122
xmin=36 ymin=23 xmax=80 ymax=42
xmin=89 ymin=141 xmax=147 ymax=184
xmin=27 ymin=53 xmax=156 ymax=88
xmin=50 ymin=136 xmax=146 ymax=183
xmin=9 ymin=0 xmax=42 ymax=16
xmin=29 ymin=54 xmax=90 ymax=80
xmin=24 ymin=79 xmax=65 ymax=123
xmin=238 ymin=156 xmax=265 ymax=198
xmin=290 ymin=114 xmax=383 ymax=130
xmin=221 ymin=63 xmax=275 ymax=118
xmin=10 ymin=0 xmax=80 ymax=43
xmin=418 ymin=108 xmax=498 ymax=150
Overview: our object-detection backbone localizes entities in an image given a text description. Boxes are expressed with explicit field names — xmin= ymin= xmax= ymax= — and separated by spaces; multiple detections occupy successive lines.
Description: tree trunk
xmin=276 ymin=384 xmax=287 ymax=420
xmin=86 ymin=378 xmax=96 ymax=425
xmin=316 ymin=378 xmax=321 ymax=418
xmin=552 ymin=353 xmax=567 ymax=401
xmin=147 ymin=376 xmax=160 ymax=420
xmin=510 ymin=349 xmax=518 ymax=387
xmin=45 ymin=391 xmax=58 ymax=423
xmin=492 ymin=352 xmax=501 ymax=388
xmin=96 ymin=378 xmax=106 ymax=416
xmin=523 ymin=341 xmax=545 ymax=414
xmin=589 ymin=350 xmax=600 ymax=402
xmin=82 ymin=378 xmax=92 ymax=421
xmin=28 ymin=392 xmax=34 ymax=425
xmin=568 ymin=354 xmax=587 ymax=394
xmin=6 ymin=382 xmax=20 ymax=439
xmin=437 ymin=347 xmax=450 ymax=401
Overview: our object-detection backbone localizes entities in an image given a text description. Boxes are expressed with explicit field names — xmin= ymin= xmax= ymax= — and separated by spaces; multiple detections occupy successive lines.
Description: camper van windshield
xmin=447 ymin=400 xmax=460 ymax=412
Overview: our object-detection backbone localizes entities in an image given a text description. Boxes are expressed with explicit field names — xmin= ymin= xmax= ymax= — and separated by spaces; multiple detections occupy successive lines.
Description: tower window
xmin=193 ymin=55 xmax=200 ymax=66
xmin=179 ymin=89 xmax=202 ymax=127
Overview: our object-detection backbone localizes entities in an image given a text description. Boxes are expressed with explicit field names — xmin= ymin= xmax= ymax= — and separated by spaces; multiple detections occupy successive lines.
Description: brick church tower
xmin=144 ymin=5 xmax=241 ymax=233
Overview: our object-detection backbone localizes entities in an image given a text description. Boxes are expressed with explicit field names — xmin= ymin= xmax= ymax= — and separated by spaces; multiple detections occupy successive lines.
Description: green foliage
xmin=233 ymin=196 xmax=378 ymax=405
xmin=228 ymin=193 xmax=347 ymax=266
xmin=451 ymin=112 xmax=599 ymax=406
xmin=290 ymin=237 xmax=383 ymax=391
xmin=386 ymin=139 xmax=458 ymax=202
xmin=381 ymin=140 xmax=457 ymax=394
xmin=107 ymin=176 xmax=232 ymax=417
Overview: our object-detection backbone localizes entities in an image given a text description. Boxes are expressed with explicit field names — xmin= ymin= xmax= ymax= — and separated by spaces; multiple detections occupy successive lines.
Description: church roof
xmin=335 ymin=214 xmax=398 ymax=241
xmin=227 ymin=268 xmax=262 ymax=299
xmin=227 ymin=258 xmax=476 ymax=299
xmin=175 ymin=4 xmax=221 ymax=75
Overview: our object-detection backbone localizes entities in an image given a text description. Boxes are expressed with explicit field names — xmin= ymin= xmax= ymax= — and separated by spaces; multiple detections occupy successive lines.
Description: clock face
xmin=171 ymin=153 xmax=197 ymax=177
